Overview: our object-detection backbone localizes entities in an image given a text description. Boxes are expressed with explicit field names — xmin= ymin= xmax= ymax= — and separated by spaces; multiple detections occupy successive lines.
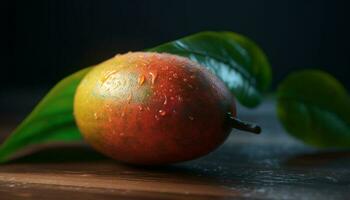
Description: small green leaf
xmin=277 ymin=70 xmax=350 ymax=147
xmin=148 ymin=31 xmax=272 ymax=107
xmin=0 ymin=68 xmax=91 ymax=162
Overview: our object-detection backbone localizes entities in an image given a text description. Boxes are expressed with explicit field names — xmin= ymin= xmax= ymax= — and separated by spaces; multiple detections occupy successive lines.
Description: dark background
xmin=1 ymin=0 xmax=349 ymax=116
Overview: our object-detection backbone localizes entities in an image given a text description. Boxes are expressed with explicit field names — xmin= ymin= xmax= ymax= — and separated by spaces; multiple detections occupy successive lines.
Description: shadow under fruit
xmin=74 ymin=52 xmax=260 ymax=165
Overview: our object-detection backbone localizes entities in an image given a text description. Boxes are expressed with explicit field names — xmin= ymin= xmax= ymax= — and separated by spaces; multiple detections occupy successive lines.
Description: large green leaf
xmin=0 ymin=31 xmax=271 ymax=162
xmin=149 ymin=31 xmax=272 ymax=107
xmin=0 ymin=68 xmax=91 ymax=162
xmin=277 ymin=70 xmax=350 ymax=147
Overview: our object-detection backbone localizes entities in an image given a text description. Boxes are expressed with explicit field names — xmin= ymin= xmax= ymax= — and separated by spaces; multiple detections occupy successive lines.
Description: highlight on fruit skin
xmin=74 ymin=52 xmax=260 ymax=165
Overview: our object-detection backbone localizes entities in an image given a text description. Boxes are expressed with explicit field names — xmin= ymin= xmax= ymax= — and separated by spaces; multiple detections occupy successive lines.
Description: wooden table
xmin=0 ymin=100 xmax=349 ymax=200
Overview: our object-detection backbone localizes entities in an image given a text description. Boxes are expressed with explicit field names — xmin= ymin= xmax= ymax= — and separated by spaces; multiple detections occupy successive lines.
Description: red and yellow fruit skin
xmin=74 ymin=52 xmax=236 ymax=165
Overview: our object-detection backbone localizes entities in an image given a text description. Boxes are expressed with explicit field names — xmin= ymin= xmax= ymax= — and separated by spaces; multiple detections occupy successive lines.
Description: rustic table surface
xmin=0 ymin=100 xmax=349 ymax=200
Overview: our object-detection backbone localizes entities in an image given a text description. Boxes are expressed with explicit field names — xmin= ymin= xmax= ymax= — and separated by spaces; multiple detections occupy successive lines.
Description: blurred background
xmin=1 ymin=0 xmax=349 ymax=134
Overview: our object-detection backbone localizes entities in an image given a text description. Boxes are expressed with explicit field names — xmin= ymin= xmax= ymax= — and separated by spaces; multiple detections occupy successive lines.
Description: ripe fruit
xmin=74 ymin=52 xmax=260 ymax=165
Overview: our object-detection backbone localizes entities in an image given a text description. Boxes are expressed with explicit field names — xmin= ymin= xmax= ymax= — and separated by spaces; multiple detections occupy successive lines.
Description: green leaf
xmin=277 ymin=70 xmax=350 ymax=147
xmin=0 ymin=31 xmax=271 ymax=162
xmin=0 ymin=68 xmax=91 ymax=162
xmin=148 ymin=31 xmax=272 ymax=107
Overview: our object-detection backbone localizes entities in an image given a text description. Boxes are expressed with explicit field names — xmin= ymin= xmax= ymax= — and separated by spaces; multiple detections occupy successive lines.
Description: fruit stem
xmin=229 ymin=116 xmax=261 ymax=134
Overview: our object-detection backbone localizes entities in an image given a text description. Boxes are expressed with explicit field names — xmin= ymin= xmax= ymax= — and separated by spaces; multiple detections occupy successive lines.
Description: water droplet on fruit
xmin=155 ymin=115 xmax=160 ymax=120
xmin=146 ymin=106 xmax=151 ymax=111
xmin=138 ymin=105 xmax=143 ymax=111
xmin=168 ymin=77 xmax=172 ymax=81
xmin=101 ymin=70 xmax=117 ymax=83
xmin=172 ymin=73 xmax=178 ymax=78
xmin=162 ymin=66 xmax=169 ymax=70
xmin=158 ymin=109 xmax=166 ymax=116
xmin=183 ymin=78 xmax=188 ymax=82
xmin=163 ymin=95 xmax=168 ymax=105
xmin=127 ymin=93 xmax=132 ymax=103
xmin=177 ymin=96 xmax=183 ymax=102
xmin=169 ymin=89 xmax=173 ymax=92
xmin=138 ymin=75 xmax=145 ymax=86
xmin=188 ymin=116 xmax=194 ymax=120
xmin=141 ymin=62 xmax=147 ymax=67
xmin=170 ymin=96 xmax=175 ymax=100
xmin=190 ymin=75 xmax=196 ymax=79
xmin=149 ymin=72 xmax=157 ymax=84
xmin=93 ymin=112 xmax=98 ymax=119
